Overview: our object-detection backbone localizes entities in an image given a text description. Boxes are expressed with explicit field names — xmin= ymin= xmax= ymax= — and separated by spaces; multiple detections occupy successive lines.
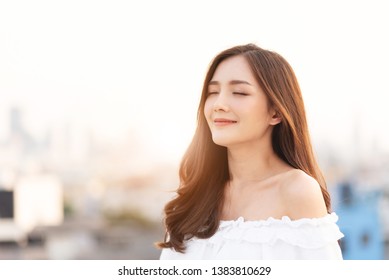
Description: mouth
xmin=213 ymin=118 xmax=237 ymax=126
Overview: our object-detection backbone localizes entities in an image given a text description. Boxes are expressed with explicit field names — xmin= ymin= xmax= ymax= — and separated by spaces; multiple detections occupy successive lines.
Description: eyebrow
xmin=208 ymin=80 xmax=253 ymax=86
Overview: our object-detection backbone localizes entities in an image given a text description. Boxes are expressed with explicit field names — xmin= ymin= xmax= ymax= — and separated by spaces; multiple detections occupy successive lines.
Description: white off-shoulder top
xmin=160 ymin=213 xmax=344 ymax=260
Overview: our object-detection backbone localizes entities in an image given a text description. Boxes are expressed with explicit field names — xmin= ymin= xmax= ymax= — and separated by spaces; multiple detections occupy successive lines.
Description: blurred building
xmin=0 ymin=174 xmax=64 ymax=243
xmin=334 ymin=181 xmax=385 ymax=259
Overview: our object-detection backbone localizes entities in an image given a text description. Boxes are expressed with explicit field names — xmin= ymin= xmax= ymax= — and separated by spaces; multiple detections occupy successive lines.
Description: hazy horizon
xmin=1 ymin=0 xmax=388 ymax=166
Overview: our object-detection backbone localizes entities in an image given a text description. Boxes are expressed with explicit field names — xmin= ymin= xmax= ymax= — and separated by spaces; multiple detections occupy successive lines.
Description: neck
xmin=227 ymin=140 xmax=287 ymax=188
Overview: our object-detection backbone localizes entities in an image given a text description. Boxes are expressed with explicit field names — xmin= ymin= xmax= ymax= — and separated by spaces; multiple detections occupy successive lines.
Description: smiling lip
xmin=213 ymin=118 xmax=237 ymax=126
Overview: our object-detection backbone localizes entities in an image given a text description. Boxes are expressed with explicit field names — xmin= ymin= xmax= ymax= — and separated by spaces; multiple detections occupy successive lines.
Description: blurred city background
xmin=1 ymin=0 xmax=388 ymax=260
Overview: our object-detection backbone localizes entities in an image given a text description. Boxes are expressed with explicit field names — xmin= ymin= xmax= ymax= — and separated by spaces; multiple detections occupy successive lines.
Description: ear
xmin=269 ymin=109 xmax=282 ymax=125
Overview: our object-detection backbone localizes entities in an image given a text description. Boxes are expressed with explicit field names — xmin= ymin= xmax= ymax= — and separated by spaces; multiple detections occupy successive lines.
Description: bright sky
xmin=1 ymin=0 xmax=388 ymax=164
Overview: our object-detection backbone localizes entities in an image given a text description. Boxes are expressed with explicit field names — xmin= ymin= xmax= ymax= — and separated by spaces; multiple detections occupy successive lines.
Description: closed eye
xmin=207 ymin=91 xmax=219 ymax=95
xmin=233 ymin=92 xmax=248 ymax=96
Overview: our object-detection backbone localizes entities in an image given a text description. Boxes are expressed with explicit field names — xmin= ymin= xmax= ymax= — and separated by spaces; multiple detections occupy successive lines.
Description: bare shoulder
xmin=280 ymin=169 xmax=327 ymax=220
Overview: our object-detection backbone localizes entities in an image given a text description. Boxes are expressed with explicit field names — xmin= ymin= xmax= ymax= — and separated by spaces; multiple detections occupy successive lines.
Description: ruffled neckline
xmin=187 ymin=212 xmax=343 ymax=249
xmin=219 ymin=213 xmax=339 ymax=228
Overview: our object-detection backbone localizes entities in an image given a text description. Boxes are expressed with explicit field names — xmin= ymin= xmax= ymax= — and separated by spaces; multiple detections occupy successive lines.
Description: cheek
xmin=252 ymin=112 xmax=272 ymax=129
xmin=203 ymin=99 xmax=213 ymax=119
xmin=240 ymin=104 xmax=270 ymax=125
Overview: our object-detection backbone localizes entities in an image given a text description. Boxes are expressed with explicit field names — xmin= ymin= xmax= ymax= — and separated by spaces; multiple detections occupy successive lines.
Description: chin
xmin=211 ymin=136 xmax=238 ymax=147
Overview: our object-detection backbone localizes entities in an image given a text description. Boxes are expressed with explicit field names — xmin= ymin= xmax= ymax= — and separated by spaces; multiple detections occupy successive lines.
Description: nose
xmin=213 ymin=92 xmax=230 ymax=112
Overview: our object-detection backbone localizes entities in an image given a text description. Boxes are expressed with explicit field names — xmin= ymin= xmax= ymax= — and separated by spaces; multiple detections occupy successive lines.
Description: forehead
xmin=210 ymin=55 xmax=258 ymax=85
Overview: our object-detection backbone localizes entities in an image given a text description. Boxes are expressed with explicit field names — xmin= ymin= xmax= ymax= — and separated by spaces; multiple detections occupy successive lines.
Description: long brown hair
xmin=158 ymin=44 xmax=331 ymax=253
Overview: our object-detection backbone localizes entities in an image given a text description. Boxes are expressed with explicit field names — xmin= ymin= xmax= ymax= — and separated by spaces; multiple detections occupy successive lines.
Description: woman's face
xmin=204 ymin=55 xmax=280 ymax=148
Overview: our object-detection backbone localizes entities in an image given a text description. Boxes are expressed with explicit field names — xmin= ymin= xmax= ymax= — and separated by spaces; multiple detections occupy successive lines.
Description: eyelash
xmin=233 ymin=92 xmax=248 ymax=96
xmin=207 ymin=92 xmax=248 ymax=96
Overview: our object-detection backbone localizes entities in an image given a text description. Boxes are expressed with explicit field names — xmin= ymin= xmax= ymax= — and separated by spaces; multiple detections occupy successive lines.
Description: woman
xmin=158 ymin=44 xmax=343 ymax=259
